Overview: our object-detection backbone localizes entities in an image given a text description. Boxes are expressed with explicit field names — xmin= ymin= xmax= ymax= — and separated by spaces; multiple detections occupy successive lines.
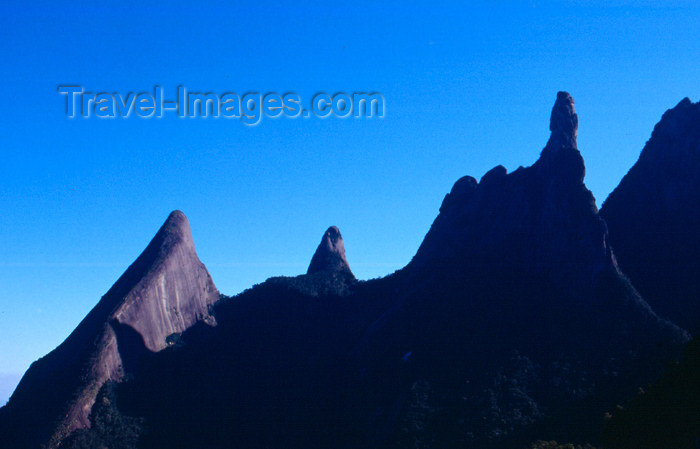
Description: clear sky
xmin=1 ymin=0 xmax=700 ymax=405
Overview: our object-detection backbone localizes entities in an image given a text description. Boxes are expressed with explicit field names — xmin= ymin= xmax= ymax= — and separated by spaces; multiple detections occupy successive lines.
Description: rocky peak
xmin=651 ymin=97 xmax=698 ymax=140
xmin=439 ymin=175 xmax=478 ymax=213
xmin=307 ymin=226 xmax=353 ymax=276
xmin=545 ymin=91 xmax=578 ymax=152
xmin=412 ymin=91 xmax=603 ymax=274
xmin=123 ymin=210 xmax=197 ymax=282
xmin=0 ymin=210 xmax=219 ymax=448
xmin=536 ymin=91 xmax=585 ymax=183
xmin=111 ymin=210 xmax=218 ymax=352
xmin=159 ymin=210 xmax=194 ymax=248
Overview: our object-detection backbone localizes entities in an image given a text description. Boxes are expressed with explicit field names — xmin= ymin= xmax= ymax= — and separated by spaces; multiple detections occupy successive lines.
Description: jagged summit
xmin=2 ymin=93 xmax=694 ymax=449
xmin=307 ymin=226 xmax=353 ymax=276
xmin=375 ymin=91 xmax=688 ymax=446
xmin=413 ymin=91 xmax=599 ymax=270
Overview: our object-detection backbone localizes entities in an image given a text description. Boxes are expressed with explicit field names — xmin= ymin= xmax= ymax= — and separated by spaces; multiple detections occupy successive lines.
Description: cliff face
xmin=0 ymin=211 xmax=218 ymax=449
xmin=601 ymin=98 xmax=700 ymax=334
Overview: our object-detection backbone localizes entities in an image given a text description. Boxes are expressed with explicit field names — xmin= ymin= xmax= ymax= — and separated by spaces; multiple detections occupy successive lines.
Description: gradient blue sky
xmin=1 ymin=0 xmax=699 ymax=405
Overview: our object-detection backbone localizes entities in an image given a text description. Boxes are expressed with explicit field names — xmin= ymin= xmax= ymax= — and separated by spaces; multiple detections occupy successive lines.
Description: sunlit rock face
xmin=111 ymin=210 xmax=218 ymax=352
xmin=0 ymin=211 xmax=219 ymax=449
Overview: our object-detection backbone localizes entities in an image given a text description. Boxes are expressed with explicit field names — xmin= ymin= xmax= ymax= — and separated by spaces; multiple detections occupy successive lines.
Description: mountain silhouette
xmin=0 ymin=93 xmax=692 ymax=449
xmin=350 ymin=91 xmax=688 ymax=447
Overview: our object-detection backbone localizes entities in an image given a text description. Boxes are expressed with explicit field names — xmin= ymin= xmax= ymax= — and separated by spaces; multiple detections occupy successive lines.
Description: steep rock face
xmin=0 ymin=211 xmax=218 ymax=449
xmin=111 ymin=211 xmax=217 ymax=351
xmin=307 ymin=226 xmax=354 ymax=276
xmin=601 ymin=98 xmax=700 ymax=334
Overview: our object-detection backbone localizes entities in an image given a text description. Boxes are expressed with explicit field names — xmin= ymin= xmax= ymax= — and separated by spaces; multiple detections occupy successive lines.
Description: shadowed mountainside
xmin=592 ymin=98 xmax=700 ymax=449
xmin=601 ymin=97 xmax=700 ymax=334
xmin=350 ymin=92 xmax=688 ymax=447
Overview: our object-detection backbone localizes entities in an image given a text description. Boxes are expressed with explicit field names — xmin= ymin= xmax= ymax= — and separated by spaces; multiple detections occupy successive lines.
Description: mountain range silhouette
xmin=1 ymin=92 xmax=699 ymax=449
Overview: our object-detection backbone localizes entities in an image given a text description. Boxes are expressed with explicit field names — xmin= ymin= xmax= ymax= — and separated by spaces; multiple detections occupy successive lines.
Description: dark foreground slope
xmin=57 ymin=92 xmax=689 ymax=449
xmin=603 ymin=338 xmax=700 ymax=449
xmin=0 ymin=211 xmax=219 ymax=449
xmin=601 ymin=98 xmax=700 ymax=334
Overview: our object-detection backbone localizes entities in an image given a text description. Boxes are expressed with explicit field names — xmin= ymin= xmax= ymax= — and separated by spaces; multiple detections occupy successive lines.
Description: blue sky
xmin=1 ymin=0 xmax=699 ymax=405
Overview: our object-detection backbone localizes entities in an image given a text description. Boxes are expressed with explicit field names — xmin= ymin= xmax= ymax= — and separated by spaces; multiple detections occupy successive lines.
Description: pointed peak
xmin=111 ymin=211 xmax=197 ymax=293
xmin=153 ymin=210 xmax=194 ymax=250
xmin=536 ymin=92 xmax=585 ymax=183
xmin=673 ymin=97 xmax=693 ymax=109
xmin=161 ymin=210 xmax=190 ymax=236
xmin=307 ymin=226 xmax=353 ymax=276
xmin=546 ymin=91 xmax=578 ymax=152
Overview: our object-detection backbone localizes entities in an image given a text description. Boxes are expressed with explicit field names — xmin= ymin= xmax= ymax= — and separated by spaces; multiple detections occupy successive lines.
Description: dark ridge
xmin=601 ymin=97 xmax=700 ymax=333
